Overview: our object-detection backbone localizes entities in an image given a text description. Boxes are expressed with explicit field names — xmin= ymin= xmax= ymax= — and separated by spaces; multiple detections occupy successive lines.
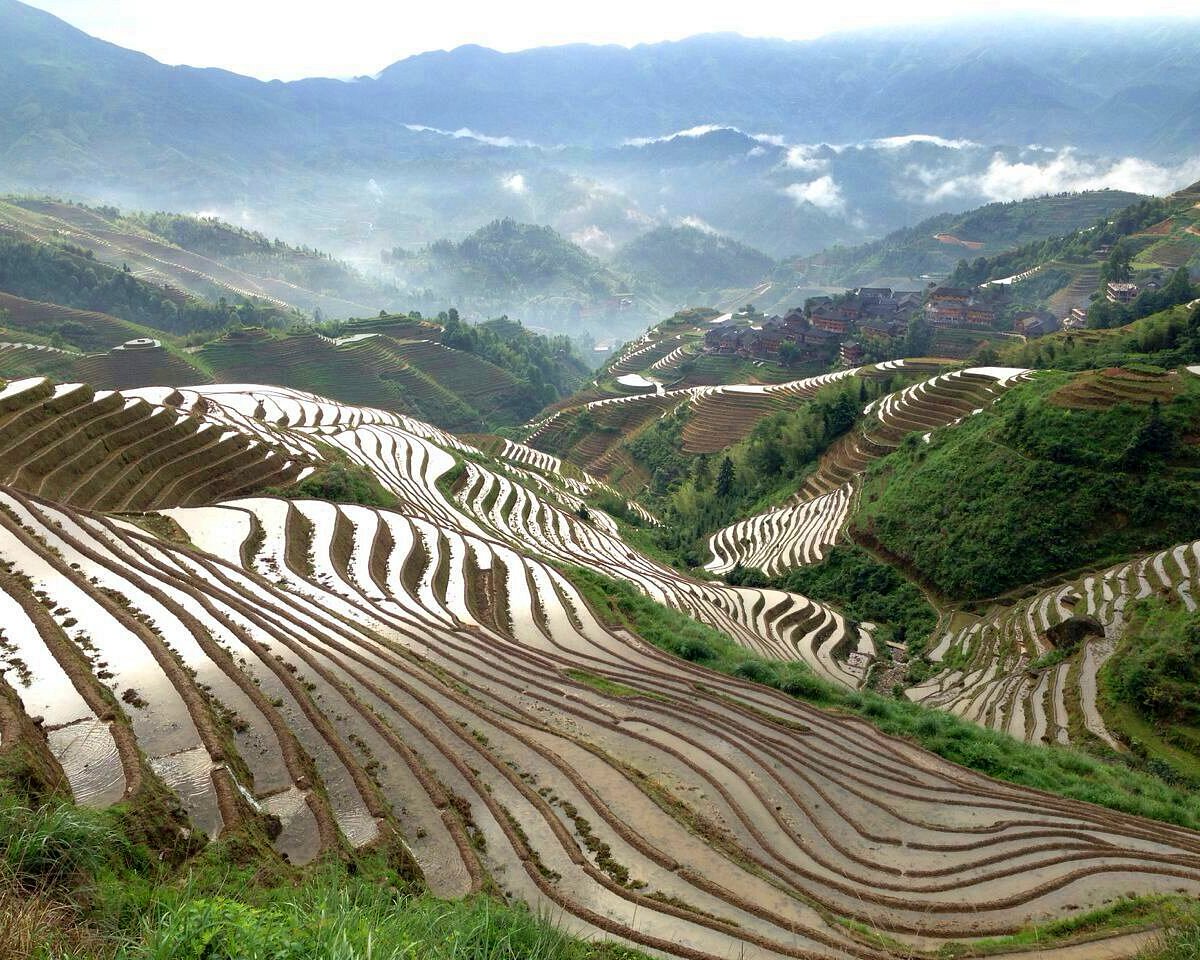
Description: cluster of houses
xmin=703 ymin=308 xmax=841 ymax=364
xmin=923 ymin=287 xmax=1000 ymax=327
xmin=702 ymin=288 xmax=932 ymax=366
xmin=699 ymin=272 xmax=1120 ymax=368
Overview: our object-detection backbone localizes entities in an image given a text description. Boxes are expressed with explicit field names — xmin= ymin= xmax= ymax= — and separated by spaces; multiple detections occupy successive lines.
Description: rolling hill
xmin=0 ymin=198 xmax=395 ymax=319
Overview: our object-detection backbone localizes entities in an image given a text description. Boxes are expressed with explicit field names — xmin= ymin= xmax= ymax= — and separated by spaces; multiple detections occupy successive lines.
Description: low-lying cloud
xmin=924 ymin=148 xmax=1200 ymax=203
xmin=679 ymin=215 xmax=719 ymax=234
xmin=405 ymin=123 xmax=538 ymax=149
xmin=501 ymin=173 xmax=529 ymax=195
xmin=784 ymin=144 xmax=828 ymax=173
xmin=624 ymin=124 xmax=785 ymax=147
xmin=785 ymin=176 xmax=845 ymax=214
xmin=571 ymin=224 xmax=615 ymax=253
xmin=868 ymin=134 xmax=981 ymax=151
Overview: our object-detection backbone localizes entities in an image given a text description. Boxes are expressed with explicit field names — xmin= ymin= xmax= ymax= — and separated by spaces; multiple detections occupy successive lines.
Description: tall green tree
xmin=715 ymin=456 xmax=735 ymax=498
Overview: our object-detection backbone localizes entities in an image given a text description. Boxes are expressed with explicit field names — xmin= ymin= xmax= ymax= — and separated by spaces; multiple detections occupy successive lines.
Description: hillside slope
xmin=1 ymin=376 xmax=1199 ymax=960
xmin=796 ymin=190 xmax=1147 ymax=288
xmin=0 ymin=198 xmax=392 ymax=319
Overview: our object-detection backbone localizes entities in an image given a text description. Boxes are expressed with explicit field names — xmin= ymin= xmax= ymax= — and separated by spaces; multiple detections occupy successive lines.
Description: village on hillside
xmin=702 ymin=268 xmax=1186 ymax=368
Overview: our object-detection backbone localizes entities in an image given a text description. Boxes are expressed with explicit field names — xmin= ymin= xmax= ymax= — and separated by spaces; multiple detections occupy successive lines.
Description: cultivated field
xmin=1 ymin=378 xmax=1198 ymax=959
xmin=705 ymin=366 xmax=1032 ymax=576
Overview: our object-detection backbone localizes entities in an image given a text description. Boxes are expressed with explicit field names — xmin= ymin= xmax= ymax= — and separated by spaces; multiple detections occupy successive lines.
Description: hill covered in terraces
xmin=0 ymin=351 xmax=1197 ymax=958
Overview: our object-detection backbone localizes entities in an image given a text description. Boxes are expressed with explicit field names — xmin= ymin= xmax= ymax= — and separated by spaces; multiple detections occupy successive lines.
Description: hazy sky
xmin=25 ymin=0 xmax=1200 ymax=80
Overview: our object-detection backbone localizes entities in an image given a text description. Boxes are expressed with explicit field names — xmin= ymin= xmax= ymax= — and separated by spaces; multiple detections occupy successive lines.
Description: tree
xmin=715 ymin=456 xmax=735 ymax=498
xmin=1123 ymin=399 xmax=1176 ymax=464
xmin=749 ymin=437 xmax=784 ymax=477
xmin=903 ymin=315 xmax=933 ymax=357
xmin=1101 ymin=242 xmax=1133 ymax=284
xmin=821 ymin=392 xmax=858 ymax=442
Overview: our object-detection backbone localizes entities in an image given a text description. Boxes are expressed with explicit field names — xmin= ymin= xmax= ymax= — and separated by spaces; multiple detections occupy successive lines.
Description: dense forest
xmin=387 ymin=219 xmax=623 ymax=299
xmin=438 ymin=311 xmax=591 ymax=407
xmin=614 ymin=379 xmax=886 ymax=566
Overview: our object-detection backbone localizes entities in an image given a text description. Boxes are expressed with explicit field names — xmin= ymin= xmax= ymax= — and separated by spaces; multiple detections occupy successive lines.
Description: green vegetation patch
xmin=629 ymin=378 xmax=884 ymax=567
xmin=1006 ymin=302 xmax=1200 ymax=373
xmin=269 ymin=459 xmax=399 ymax=509
xmin=562 ymin=565 xmax=1200 ymax=831
xmin=565 ymin=669 xmax=669 ymax=702
xmin=1100 ymin=598 xmax=1200 ymax=784
xmin=728 ymin=545 xmax=937 ymax=649
xmin=852 ymin=371 xmax=1200 ymax=599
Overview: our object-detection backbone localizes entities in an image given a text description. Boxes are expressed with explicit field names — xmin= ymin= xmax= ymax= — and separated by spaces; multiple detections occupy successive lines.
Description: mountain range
xmin=3 ymin=1 xmax=1200 ymax=266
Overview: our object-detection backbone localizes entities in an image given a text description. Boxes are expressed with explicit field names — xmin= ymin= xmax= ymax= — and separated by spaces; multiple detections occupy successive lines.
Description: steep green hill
xmin=942 ymin=182 xmax=1200 ymax=323
xmin=852 ymin=368 xmax=1200 ymax=599
xmin=387 ymin=218 xmax=625 ymax=302
xmin=611 ymin=226 xmax=775 ymax=297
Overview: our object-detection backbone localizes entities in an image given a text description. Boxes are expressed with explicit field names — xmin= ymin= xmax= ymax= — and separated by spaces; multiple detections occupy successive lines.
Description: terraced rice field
xmin=530 ymin=368 xmax=864 ymax=479
xmin=909 ymin=540 xmax=1200 ymax=749
xmin=608 ymin=335 xmax=687 ymax=377
xmin=1047 ymin=265 xmax=1102 ymax=316
xmin=0 ymin=291 xmax=150 ymax=352
xmin=71 ymin=342 xmax=213 ymax=389
xmin=196 ymin=328 xmax=520 ymax=431
xmin=0 ymin=379 xmax=1190 ymax=955
xmin=1047 ymin=367 xmax=1186 ymax=409
xmin=0 ymin=341 xmax=78 ymax=379
xmin=705 ymin=484 xmax=854 ymax=577
xmin=705 ymin=367 xmax=1031 ymax=577
xmin=0 ymin=377 xmax=308 ymax=510
xmin=2 ymin=379 xmax=1199 ymax=959
xmin=679 ymin=371 xmax=861 ymax=453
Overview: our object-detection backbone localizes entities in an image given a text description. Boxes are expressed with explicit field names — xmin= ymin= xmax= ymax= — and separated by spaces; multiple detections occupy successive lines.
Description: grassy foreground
xmin=0 ymin=755 xmax=645 ymax=960
xmin=563 ymin=566 xmax=1200 ymax=831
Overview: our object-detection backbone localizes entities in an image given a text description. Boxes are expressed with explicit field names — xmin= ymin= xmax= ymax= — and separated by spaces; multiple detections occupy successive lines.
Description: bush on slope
xmin=728 ymin=545 xmax=937 ymax=649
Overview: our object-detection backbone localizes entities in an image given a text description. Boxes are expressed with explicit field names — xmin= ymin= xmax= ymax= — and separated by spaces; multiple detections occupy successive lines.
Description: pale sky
xmin=24 ymin=0 xmax=1200 ymax=80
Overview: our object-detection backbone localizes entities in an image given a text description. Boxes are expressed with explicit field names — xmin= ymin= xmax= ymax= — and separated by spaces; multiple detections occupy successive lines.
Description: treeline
xmin=129 ymin=212 xmax=286 ymax=259
xmin=439 ymin=311 xmax=590 ymax=408
xmin=0 ymin=237 xmax=279 ymax=334
xmin=948 ymin=198 xmax=1169 ymax=287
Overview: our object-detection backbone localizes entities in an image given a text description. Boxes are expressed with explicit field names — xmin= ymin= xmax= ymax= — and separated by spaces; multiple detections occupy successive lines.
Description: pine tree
xmin=715 ymin=456 xmax=735 ymax=498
